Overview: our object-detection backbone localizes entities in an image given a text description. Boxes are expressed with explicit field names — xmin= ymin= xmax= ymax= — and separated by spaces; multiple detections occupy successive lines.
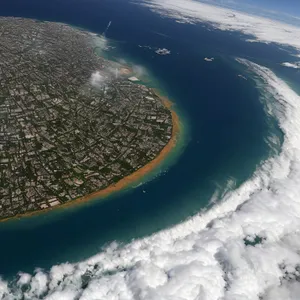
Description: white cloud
xmin=138 ymin=0 xmax=300 ymax=51
xmin=155 ymin=48 xmax=171 ymax=55
xmin=282 ymin=62 xmax=300 ymax=69
xmin=2 ymin=60 xmax=300 ymax=299
xmin=139 ymin=45 xmax=172 ymax=56
xmin=17 ymin=272 xmax=32 ymax=286
xmin=90 ymin=71 xmax=106 ymax=87
xmin=0 ymin=279 xmax=8 ymax=299
xmin=44 ymin=290 xmax=78 ymax=300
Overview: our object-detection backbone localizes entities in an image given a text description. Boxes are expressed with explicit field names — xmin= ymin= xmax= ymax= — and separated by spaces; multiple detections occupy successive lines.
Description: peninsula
xmin=0 ymin=17 xmax=178 ymax=220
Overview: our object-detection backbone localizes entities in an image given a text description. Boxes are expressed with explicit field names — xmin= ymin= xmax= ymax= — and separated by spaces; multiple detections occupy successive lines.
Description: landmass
xmin=0 ymin=17 xmax=178 ymax=220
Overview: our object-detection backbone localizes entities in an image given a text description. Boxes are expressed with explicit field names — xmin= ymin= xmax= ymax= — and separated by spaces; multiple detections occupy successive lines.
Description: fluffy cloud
xmin=1 ymin=60 xmax=300 ymax=299
xmin=155 ymin=48 xmax=171 ymax=55
xmin=138 ymin=0 xmax=300 ymax=52
xmin=90 ymin=71 xmax=106 ymax=87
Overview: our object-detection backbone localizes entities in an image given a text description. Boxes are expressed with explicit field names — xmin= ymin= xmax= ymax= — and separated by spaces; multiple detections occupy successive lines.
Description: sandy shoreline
xmin=0 ymin=93 xmax=180 ymax=223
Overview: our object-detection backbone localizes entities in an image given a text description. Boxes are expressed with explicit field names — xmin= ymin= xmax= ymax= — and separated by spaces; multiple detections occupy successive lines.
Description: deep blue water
xmin=0 ymin=0 xmax=299 ymax=278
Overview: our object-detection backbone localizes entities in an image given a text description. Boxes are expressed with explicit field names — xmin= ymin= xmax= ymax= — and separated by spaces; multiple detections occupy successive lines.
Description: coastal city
xmin=0 ymin=17 xmax=174 ymax=219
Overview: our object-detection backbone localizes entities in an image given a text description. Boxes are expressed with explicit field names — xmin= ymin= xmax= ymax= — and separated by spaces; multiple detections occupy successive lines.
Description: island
xmin=0 ymin=17 xmax=178 ymax=220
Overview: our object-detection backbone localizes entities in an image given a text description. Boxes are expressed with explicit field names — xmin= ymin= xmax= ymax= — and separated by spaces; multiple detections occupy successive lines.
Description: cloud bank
xmin=138 ymin=0 xmax=300 ymax=52
xmin=1 ymin=60 xmax=300 ymax=299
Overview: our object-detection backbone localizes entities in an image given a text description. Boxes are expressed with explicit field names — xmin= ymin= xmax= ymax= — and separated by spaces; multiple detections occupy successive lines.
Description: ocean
xmin=0 ymin=0 xmax=298 ymax=278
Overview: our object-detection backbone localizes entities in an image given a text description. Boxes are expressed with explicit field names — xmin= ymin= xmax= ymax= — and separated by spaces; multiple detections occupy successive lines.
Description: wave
xmin=1 ymin=60 xmax=300 ymax=300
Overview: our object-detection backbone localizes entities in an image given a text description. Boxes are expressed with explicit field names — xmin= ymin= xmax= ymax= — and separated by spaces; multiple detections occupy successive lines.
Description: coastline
xmin=0 ymin=94 xmax=180 ymax=223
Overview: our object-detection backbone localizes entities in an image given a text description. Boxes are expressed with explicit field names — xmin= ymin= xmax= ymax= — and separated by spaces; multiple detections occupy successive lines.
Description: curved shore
xmin=0 ymin=94 xmax=180 ymax=223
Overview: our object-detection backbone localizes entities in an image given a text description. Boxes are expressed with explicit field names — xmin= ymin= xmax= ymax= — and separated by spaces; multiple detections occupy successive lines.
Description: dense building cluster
xmin=0 ymin=17 xmax=173 ymax=219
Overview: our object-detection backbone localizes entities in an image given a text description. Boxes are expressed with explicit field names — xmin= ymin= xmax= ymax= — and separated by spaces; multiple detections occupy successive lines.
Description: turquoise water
xmin=0 ymin=0 xmax=298 ymax=278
